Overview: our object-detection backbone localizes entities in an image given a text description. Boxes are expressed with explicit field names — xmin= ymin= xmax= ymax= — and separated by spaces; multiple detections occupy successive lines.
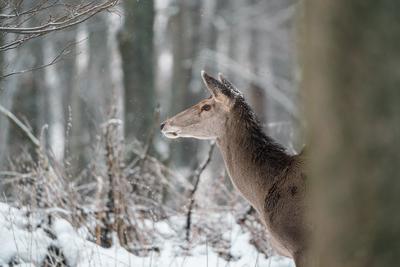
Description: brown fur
xmin=161 ymin=72 xmax=309 ymax=266
xmin=218 ymin=97 xmax=308 ymax=263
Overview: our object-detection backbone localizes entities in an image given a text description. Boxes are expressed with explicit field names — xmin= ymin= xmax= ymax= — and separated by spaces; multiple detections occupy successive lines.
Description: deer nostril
xmin=160 ymin=122 xmax=166 ymax=130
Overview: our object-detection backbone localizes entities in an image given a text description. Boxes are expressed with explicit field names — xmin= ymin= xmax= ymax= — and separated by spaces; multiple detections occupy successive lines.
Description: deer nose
xmin=160 ymin=122 xmax=166 ymax=130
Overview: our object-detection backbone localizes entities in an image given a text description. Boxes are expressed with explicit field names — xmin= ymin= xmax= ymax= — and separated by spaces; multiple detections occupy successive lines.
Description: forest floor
xmin=0 ymin=202 xmax=294 ymax=267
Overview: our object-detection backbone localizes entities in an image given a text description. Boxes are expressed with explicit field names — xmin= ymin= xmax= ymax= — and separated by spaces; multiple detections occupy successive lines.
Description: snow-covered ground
xmin=0 ymin=202 xmax=294 ymax=266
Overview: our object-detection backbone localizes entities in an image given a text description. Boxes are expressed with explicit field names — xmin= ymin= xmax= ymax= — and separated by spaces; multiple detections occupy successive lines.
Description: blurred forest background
xmin=0 ymin=0 xmax=300 ymax=171
xmin=0 ymin=0 xmax=301 ymax=265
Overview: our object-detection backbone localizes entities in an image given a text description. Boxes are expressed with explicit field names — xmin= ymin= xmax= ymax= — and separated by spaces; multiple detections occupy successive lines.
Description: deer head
xmin=161 ymin=71 xmax=243 ymax=140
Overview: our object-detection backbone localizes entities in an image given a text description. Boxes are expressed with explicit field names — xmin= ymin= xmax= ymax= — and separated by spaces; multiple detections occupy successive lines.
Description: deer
xmin=160 ymin=71 xmax=309 ymax=267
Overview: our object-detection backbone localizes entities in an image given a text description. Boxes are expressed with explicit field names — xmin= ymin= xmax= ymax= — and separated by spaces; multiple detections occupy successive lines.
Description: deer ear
xmin=201 ymin=71 xmax=234 ymax=107
xmin=218 ymin=73 xmax=243 ymax=98
xmin=201 ymin=71 xmax=237 ymax=98
xmin=201 ymin=70 xmax=223 ymax=98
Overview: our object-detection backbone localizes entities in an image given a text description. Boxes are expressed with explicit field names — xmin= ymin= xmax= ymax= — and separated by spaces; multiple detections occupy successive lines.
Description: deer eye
xmin=201 ymin=104 xmax=211 ymax=111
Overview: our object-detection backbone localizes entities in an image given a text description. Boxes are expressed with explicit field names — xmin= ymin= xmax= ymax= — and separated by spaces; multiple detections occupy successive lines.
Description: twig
xmin=0 ymin=1 xmax=118 ymax=34
xmin=143 ymin=104 xmax=160 ymax=158
xmin=140 ymin=104 xmax=160 ymax=162
xmin=185 ymin=142 xmax=215 ymax=242
xmin=0 ymin=104 xmax=40 ymax=147
xmin=0 ymin=0 xmax=55 ymax=20
xmin=0 ymin=0 xmax=119 ymax=51
xmin=125 ymin=104 xmax=161 ymax=171
xmin=237 ymin=205 xmax=256 ymax=224
xmin=0 ymin=38 xmax=85 ymax=79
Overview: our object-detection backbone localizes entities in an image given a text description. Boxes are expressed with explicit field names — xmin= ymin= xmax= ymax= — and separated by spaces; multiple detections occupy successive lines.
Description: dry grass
xmin=0 ymin=104 xmax=275 ymax=265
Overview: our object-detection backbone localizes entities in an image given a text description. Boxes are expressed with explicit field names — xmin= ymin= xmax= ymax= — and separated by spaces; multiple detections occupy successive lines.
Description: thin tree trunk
xmin=70 ymin=24 xmax=89 ymax=171
xmin=303 ymin=1 xmax=400 ymax=266
xmin=44 ymin=39 xmax=65 ymax=162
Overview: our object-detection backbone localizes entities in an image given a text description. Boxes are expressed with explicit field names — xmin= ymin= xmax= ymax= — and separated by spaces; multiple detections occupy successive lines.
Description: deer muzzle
xmin=160 ymin=120 xmax=181 ymax=139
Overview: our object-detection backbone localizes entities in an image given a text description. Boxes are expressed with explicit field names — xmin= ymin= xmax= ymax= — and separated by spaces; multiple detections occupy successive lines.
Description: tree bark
xmin=119 ymin=0 xmax=155 ymax=141
xmin=168 ymin=0 xmax=203 ymax=166
xmin=303 ymin=1 xmax=400 ymax=266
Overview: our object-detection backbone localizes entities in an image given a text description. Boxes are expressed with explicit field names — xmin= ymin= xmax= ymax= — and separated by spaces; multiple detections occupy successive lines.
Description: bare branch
xmin=185 ymin=142 xmax=215 ymax=242
xmin=0 ymin=0 xmax=119 ymax=51
xmin=141 ymin=104 xmax=160 ymax=160
xmin=0 ymin=1 xmax=118 ymax=34
xmin=0 ymin=39 xmax=79 ymax=79
xmin=0 ymin=104 xmax=40 ymax=147
xmin=0 ymin=33 xmax=41 ymax=51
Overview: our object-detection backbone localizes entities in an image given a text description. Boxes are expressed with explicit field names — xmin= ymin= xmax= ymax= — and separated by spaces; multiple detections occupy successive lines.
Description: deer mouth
xmin=163 ymin=131 xmax=180 ymax=139
xmin=160 ymin=121 xmax=181 ymax=139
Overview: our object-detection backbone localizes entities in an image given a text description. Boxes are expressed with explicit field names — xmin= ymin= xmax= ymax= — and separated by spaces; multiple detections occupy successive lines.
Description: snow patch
xmin=0 ymin=203 xmax=294 ymax=267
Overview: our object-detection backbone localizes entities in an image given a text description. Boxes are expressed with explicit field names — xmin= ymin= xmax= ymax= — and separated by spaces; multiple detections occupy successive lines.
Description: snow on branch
xmin=0 ymin=0 xmax=119 ymax=51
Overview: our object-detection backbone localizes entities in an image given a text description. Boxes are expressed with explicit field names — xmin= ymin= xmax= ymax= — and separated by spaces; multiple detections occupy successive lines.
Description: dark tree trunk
xmin=303 ymin=1 xmax=400 ymax=266
xmin=119 ymin=0 xmax=155 ymax=141
xmin=168 ymin=0 xmax=203 ymax=166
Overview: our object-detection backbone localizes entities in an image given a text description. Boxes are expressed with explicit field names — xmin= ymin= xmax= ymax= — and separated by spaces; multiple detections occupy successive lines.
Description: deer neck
xmin=216 ymin=102 xmax=292 ymax=210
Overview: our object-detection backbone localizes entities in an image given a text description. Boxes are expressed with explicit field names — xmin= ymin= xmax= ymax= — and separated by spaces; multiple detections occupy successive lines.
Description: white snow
xmin=0 ymin=203 xmax=294 ymax=267
xmin=0 ymin=203 xmax=52 ymax=265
